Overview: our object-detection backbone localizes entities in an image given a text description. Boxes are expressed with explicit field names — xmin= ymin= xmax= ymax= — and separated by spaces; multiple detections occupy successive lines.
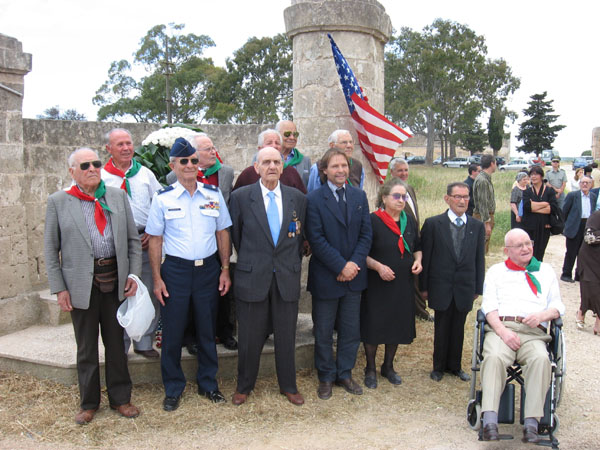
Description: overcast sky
xmin=1 ymin=0 xmax=598 ymax=156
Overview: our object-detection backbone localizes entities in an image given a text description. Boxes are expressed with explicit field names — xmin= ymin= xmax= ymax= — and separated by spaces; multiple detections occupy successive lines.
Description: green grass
xmin=407 ymin=166 xmax=518 ymax=253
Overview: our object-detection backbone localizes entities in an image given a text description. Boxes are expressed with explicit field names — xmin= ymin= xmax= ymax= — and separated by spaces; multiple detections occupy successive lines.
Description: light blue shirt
xmin=307 ymin=162 xmax=365 ymax=192
xmin=145 ymin=181 xmax=232 ymax=260
xmin=327 ymin=180 xmax=346 ymax=202
xmin=581 ymin=191 xmax=592 ymax=218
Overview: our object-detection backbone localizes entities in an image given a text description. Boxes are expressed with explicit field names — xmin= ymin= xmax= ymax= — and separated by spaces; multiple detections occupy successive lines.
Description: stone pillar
xmin=0 ymin=34 xmax=32 ymax=298
xmin=284 ymin=0 xmax=392 ymax=200
xmin=592 ymin=127 xmax=600 ymax=161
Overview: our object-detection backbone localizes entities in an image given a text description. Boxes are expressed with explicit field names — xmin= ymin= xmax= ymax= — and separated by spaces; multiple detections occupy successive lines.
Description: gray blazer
xmin=229 ymin=181 xmax=307 ymax=302
xmin=44 ymin=186 xmax=142 ymax=310
xmin=166 ymin=164 xmax=234 ymax=204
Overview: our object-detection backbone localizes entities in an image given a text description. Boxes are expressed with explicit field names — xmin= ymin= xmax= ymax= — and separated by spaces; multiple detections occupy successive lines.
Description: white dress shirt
xmin=259 ymin=180 xmax=283 ymax=227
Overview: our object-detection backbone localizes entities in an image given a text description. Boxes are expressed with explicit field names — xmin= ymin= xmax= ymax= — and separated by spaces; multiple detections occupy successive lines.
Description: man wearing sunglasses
xmin=275 ymin=120 xmax=312 ymax=187
xmin=420 ymin=182 xmax=486 ymax=383
xmin=102 ymin=128 xmax=162 ymax=359
xmin=146 ymin=138 xmax=232 ymax=412
xmin=306 ymin=129 xmax=365 ymax=192
xmin=44 ymin=148 xmax=142 ymax=425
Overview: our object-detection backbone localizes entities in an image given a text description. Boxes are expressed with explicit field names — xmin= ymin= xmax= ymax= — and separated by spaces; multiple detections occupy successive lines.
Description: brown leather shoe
xmin=522 ymin=425 xmax=540 ymax=443
xmin=110 ymin=403 xmax=140 ymax=419
xmin=232 ymin=391 xmax=248 ymax=406
xmin=335 ymin=377 xmax=363 ymax=395
xmin=317 ymin=381 xmax=333 ymax=400
xmin=280 ymin=390 xmax=304 ymax=406
xmin=482 ymin=423 xmax=499 ymax=441
xmin=74 ymin=408 xmax=97 ymax=425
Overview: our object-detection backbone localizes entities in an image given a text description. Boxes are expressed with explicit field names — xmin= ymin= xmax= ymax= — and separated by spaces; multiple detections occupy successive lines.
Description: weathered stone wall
xmin=20 ymin=119 xmax=269 ymax=293
xmin=592 ymin=127 xmax=600 ymax=160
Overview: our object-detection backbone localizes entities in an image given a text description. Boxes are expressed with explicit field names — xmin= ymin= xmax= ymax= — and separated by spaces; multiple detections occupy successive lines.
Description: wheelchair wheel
xmin=554 ymin=331 xmax=566 ymax=406
xmin=538 ymin=414 xmax=559 ymax=436
xmin=467 ymin=399 xmax=481 ymax=430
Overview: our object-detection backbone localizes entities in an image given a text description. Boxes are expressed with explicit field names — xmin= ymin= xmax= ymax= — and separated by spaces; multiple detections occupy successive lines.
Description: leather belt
xmin=94 ymin=257 xmax=116 ymax=267
xmin=165 ymin=253 xmax=217 ymax=267
xmin=499 ymin=316 xmax=547 ymax=334
xmin=138 ymin=227 xmax=146 ymax=235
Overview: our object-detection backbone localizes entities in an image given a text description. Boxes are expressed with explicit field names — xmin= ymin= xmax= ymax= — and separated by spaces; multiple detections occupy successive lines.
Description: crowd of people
xmin=46 ymin=126 xmax=598 ymax=443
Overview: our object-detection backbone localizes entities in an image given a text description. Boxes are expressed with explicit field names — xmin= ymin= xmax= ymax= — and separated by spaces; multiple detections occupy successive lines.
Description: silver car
xmin=499 ymin=159 xmax=530 ymax=171
xmin=442 ymin=157 xmax=469 ymax=168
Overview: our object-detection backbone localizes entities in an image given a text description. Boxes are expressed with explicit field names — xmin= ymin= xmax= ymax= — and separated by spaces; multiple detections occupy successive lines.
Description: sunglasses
xmin=79 ymin=160 xmax=102 ymax=170
xmin=179 ymin=158 xmax=199 ymax=165
xmin=283 ymin=131 xmax=300 ymax=138
xmin=389 ymin=193 xmax=408 ymax=201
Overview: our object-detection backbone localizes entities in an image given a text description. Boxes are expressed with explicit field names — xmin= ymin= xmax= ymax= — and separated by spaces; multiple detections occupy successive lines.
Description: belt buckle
xmin=515 ymin=316 xmax=523 ymax=324
xmin=194 ymin=259 xmax=204 ymax=267
xmin=97 ymin=258 xmax=108 ymax=266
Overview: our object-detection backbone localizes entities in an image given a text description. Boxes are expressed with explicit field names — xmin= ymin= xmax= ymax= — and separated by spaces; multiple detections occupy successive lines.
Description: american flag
xmin=328 ymin=33 xmax=411 ymax=184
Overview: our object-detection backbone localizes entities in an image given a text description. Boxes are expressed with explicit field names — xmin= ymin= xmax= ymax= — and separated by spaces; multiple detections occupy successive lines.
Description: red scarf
xmin=374 ymin=208 xmax=409 ymax=256
xmin=66 ymin=182 xmax=111 ymax=235
xmin=504 ymin=257 xmax=542 ymax=296
xmin=103 ymin=158 xmax=141 ymax=196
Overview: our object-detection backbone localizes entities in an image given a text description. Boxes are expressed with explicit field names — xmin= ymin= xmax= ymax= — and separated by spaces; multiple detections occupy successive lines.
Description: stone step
xmin=0 ymin=313 xmax=315 ymax=386
xmin=37 ymin=289 xmax=71 ymax=326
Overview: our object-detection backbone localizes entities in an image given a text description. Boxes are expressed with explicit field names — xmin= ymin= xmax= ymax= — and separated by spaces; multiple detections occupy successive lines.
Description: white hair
xmin=389 ymin=157 xmax=408 ymax=170
xmin=258 ymin=129 xmax=282 ymax=147
xmin=327 ymin=129 xmax=351 ymax=144
xmin=190 ymin=132 xmax=209 ymax=150
xmin=104 ymin=128 xmax=132 ymax=145
xmin=68 ymin=148 xmax=99 ymax=167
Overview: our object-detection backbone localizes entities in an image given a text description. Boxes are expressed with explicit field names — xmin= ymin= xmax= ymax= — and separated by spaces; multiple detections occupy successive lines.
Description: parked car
xmin=499 ymin=159 xmax=530 ymax=171
xmin=407 ymin=155 xmax=426 ymax=165
xmin=495 ymin=156 xmax=506 ymax=166
xmin=469 ymin=154 xmax=483 ymax=164
xmin=573 ymin=156 xmax=593 ymax=169
xmin=433 ymin=157 xmax=442 ymax=165
xmin=442 ymin=157 xmax=469 ymax=168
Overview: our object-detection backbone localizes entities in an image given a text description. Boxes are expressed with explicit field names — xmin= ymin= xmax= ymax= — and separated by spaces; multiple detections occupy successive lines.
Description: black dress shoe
xmin=317 ymin=381 xmax=333 ymax=400
xmin=335 ymin=377 xmax=363 ymax=395
xmin=482 ymin=423 xmax=499 ymax=441
xmin=186 ymin=343 xmax=198 ymax=355
xmin=134 ymin=349 xmax=159 ymax=358
xmin=364 ymin=369 xmax=377 ymax=389
xmin=560 ymin=275 xmax=575 ymax=283
xmin=522 ymin=425 xmax=540 ymax=443
xmin=199 ymin=389 xmax=226 ymax=403
xmin=381 ymin=367 xmax=402 ymax=385
xmin=430 ymin=370 xmax=443 ymax=382
xmin=221 ymin=336 xmax=238 ymax=351
xmin=163 ymin=396 xmax=181 ymax=412
xmin=447 ymin=369 xmax=470 ymax=382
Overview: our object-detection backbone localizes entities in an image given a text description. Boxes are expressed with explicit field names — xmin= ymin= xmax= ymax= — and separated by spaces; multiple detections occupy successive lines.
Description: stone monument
xmin=284 ymin=0 xmax=392 ymax=199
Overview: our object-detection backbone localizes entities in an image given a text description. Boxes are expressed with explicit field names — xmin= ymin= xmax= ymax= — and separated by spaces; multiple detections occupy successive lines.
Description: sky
xmin=1 ymin=0 xmax=598 ymax=157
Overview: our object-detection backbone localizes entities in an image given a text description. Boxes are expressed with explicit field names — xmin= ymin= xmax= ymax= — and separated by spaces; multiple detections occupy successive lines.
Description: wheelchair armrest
xmin=553 ymin=317 xmax=563 ymax=329
xmin=477 ymin=309 xmax=486 ymax=324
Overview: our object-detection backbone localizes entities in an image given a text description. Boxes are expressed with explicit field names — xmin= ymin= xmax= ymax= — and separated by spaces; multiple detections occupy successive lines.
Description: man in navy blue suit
xmin=305 ymin=147 xmax=372 ymax=400
xmin=561 ymin=175 xmax=597 ymax=282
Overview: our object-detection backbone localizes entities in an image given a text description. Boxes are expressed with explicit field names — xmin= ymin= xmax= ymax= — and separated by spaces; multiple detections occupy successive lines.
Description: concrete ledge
xmin=0 ymin=292 xmax=40 ymax=337
xmin=37 ymin=289 xmax=71 ymax=326
xmin=0 ymin=314 xmax=315 ymax=386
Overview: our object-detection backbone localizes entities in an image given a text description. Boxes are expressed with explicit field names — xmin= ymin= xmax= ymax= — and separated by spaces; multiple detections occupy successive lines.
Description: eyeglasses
xmin=179 ymin=158 xmax=199 ymax=165
xmin=506 ymin=240 xmax=534 ymax=249
xmin=198 ymin=146 xmax=216 ymax=152
xmin=282 ymin=131 xmax=300 ymax=138
xmin=389 ymin=193 xmax=408 ymax=201
xmin=450 ymin=195 xmax=470 ymax=201
xmin=78 ymin=160 xmax=102 ymax=170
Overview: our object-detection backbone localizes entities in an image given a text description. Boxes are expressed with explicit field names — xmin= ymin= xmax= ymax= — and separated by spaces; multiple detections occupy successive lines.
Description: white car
xmin=442 ymin=157 xmax=469 ymax=168
xmin=499 ymin=159 xmax=530 ymax=171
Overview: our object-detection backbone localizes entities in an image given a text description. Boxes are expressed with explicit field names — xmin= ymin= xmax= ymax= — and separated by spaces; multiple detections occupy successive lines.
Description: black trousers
xmin=433 ymin=298 xmax=469 ymax=373
xmin=70 ymin=284 xmax=132 ymax=410
xmin=236 ymin=277 xmax=299 ymax=394
xmin=562 ymin=219 xmax=587 ymax=279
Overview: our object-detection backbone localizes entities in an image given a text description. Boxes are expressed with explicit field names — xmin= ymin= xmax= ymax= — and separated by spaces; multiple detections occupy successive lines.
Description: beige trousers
xmin=481 ymin=322 xmax=552 ymax=419
xmin=472 ymin=212 xmax=494 ymax=254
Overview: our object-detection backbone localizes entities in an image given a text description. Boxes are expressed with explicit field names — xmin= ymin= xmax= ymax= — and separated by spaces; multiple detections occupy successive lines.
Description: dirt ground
xmin=1 ymin=234 xmax=599 ymax=449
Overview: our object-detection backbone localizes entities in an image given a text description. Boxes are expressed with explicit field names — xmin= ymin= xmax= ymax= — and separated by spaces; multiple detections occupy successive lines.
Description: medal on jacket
xmin=288 ymin=211 xmax=301 ymax=237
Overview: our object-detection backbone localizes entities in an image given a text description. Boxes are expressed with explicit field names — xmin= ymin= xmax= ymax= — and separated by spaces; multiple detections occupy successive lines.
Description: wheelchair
xmin=466 ymin=309 xmax=566 ymax=449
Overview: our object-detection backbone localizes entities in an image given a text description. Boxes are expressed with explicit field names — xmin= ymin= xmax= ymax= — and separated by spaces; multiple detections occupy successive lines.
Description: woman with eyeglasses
xmin=360 ymin=177 xmax=422 ymax=388
xmin=521 ymin=165 xmax=558 ymax=261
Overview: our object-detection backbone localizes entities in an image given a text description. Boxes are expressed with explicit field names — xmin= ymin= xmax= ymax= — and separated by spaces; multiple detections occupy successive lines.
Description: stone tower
xmin=0 ymin=34 xmax=32 ymax=298
xmin=592 ymin=127 xmax=600 ymax=161
xmin=284 ymin=0 xmax=392 ymax=198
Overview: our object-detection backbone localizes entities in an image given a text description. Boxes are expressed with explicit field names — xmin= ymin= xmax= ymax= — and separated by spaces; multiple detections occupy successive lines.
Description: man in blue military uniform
xmin=146 ymin=137 xmax=232 ymax=412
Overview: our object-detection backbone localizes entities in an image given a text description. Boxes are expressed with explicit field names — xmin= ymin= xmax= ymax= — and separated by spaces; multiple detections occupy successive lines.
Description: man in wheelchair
xmin=479 ymin=229 xmax=565 ymax=443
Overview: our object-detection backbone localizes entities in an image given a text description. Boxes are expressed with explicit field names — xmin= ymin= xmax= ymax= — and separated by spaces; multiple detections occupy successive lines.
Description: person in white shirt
xmin=479 ymin=228 xmax=565 ymax=443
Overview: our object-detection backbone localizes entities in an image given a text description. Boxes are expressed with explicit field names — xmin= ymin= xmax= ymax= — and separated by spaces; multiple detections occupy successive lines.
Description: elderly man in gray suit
xmin=44 ymin=148 xmax=142 ymax=425
xmin=228 ymin=146 xmax=307 ymax=406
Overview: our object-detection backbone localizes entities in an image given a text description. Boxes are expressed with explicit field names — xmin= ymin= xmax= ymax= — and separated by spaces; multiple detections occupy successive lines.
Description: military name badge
xmin=288 ymin=210 xmax=301 ymax=238
xmin=199 ymin=200 xmax=220 ymax=217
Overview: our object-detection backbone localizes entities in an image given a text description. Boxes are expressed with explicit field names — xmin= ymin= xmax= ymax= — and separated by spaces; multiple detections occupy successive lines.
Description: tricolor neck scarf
xmin=103 ymin=158 xmax=141 ymax=196
xmin=66 ymin=181 xmax=112 ymax=235
xmin=199 ymin=158 xmax=222 ymax=179
xmin=283 ymin=148 xmax=304 ymax=169
xmin=505 ymin=257 xmax=542 ymax=296
xmin=374 ymin=208 xmax=410 ymax=257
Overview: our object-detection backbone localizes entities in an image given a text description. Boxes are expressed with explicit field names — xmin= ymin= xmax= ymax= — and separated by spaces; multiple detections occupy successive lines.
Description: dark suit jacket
xmin=305 ymin=183 xmax=372 ymax=298
xmin=562 ymin=190 xmax=598 ymax=239
xmin=233 ymin=165 xmax=307 ymax=194
xmin=44 ymin=186 xmax=142 ymax=309
xmin=464 ymin=176 xmax=475 ymax=216
xmin=166 ymin=164 xmax=234 ymax=204
xmin=406 ymin=184 xmax=420 ymax=229
xmin=229 ymin=181 xmax=307 ymax=302
xmin=419 ymin=211 xmax=485 ymax=312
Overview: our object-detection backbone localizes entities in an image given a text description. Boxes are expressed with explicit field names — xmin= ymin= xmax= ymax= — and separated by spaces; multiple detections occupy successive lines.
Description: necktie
xmin=455 ymin=217 xmax=464 ymax=227
xmin=267 ymin=191 xmax=280 ymax=245
xmin=336 ymin=187 xmax=347 ymax=219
